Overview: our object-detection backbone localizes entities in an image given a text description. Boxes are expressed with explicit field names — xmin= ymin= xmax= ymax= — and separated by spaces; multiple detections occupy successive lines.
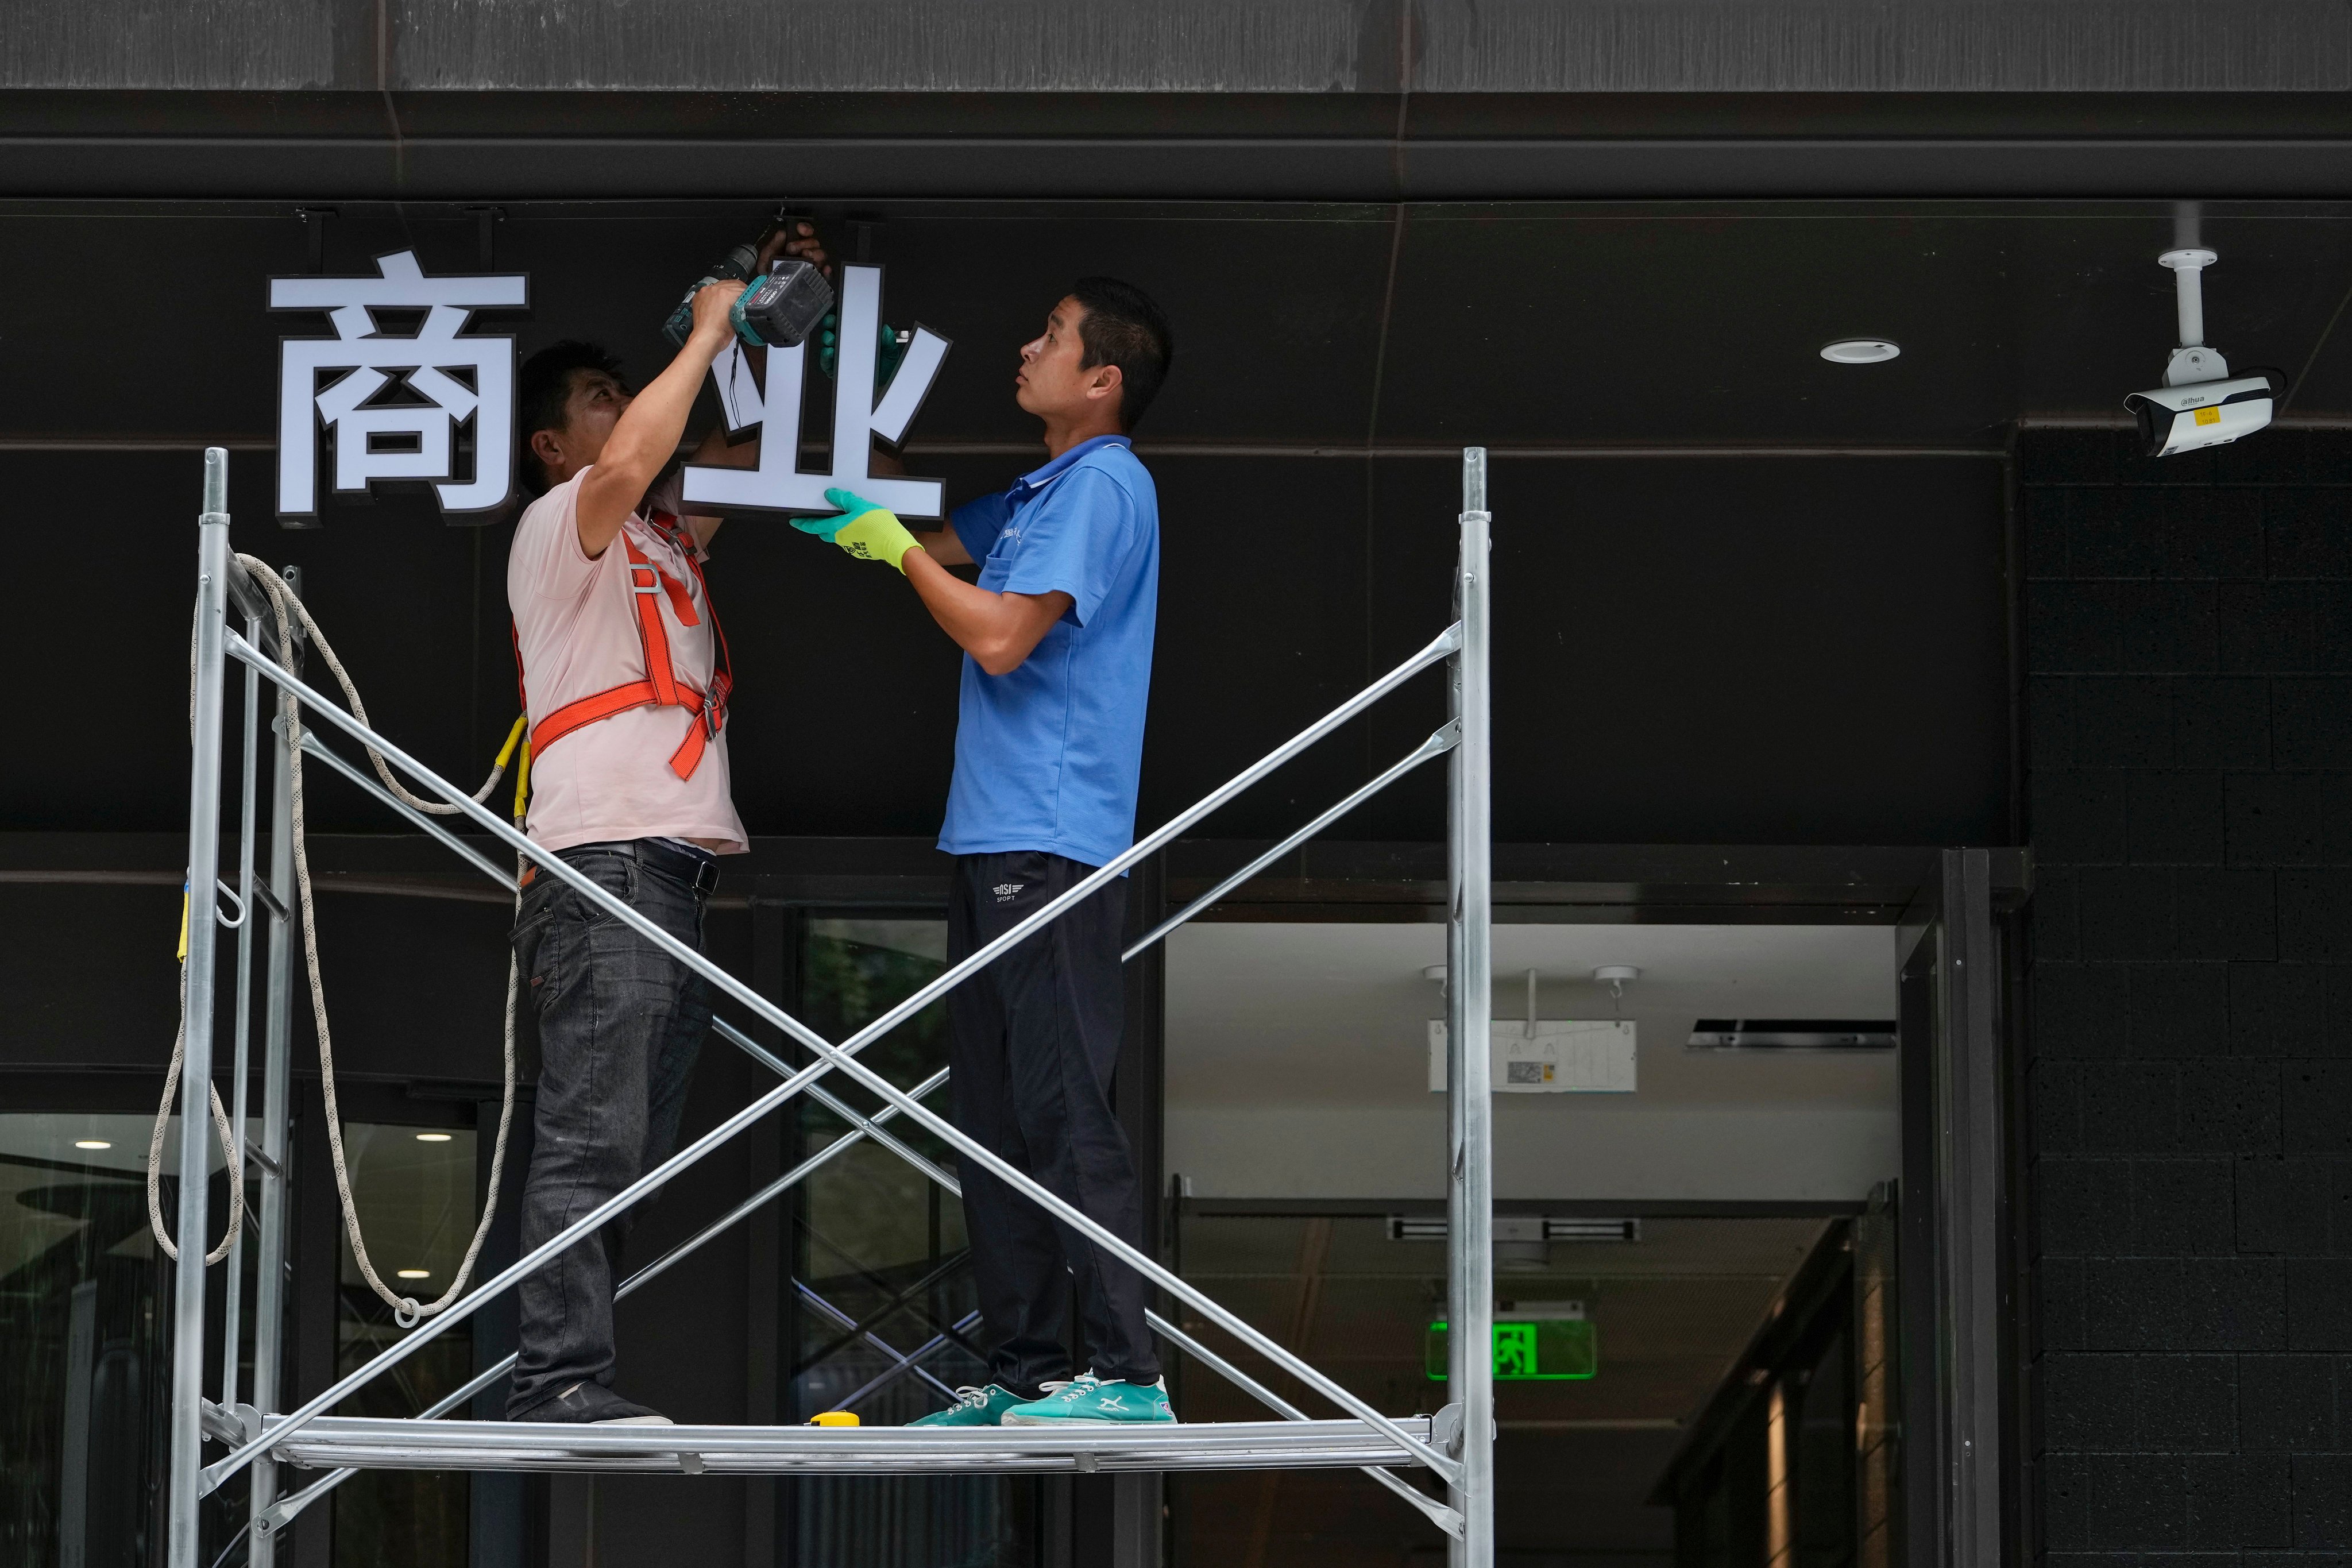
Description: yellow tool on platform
xmin=808 ymin=1411 xmax=860 ymax=1428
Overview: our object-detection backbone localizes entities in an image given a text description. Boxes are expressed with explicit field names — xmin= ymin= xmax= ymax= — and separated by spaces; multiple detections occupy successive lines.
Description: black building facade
xmin=5 ymin=6 xmax=2351 ymax=1568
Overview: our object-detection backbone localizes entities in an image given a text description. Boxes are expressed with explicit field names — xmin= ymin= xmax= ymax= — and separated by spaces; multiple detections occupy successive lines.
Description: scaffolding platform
xmin=268 ymin=1414 xmax=1438 ymax=1477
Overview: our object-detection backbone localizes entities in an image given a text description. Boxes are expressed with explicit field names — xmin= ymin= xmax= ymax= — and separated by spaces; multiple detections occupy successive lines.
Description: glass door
xmin=785 ymin=913 xmax=1036 ymax=1567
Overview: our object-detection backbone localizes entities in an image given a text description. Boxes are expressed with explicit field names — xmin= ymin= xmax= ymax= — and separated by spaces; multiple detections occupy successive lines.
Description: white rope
xmin=153 ymin=560 xmax=520 ymax=1329
xmin=146 ymin=965 xmax=244 ymax=1265
xmin=150 ymin=608 xmax=244 ymax=1266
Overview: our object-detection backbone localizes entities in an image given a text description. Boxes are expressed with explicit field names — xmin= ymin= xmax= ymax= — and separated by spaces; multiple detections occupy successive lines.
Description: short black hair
xmin=517 ymin=340 xmax=626 ymax=494
xmin=1068 ymin=278 xmax=1173 ymax=431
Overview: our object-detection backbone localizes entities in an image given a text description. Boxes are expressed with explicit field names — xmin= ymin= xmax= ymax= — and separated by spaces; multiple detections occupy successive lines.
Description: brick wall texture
xmin=2027 ymin=427 xmax=2352 ymax=1568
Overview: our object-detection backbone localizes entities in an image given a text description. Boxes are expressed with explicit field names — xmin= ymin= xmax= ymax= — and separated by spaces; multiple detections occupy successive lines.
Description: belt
xmin=519 ymin=837 xmax=721 ymax=898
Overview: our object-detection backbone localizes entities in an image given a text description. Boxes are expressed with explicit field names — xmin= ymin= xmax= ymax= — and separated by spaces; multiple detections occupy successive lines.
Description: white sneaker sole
xmin=1001 ymin=1413 xmax=1176 ymax=1427
xmin=589 ymin=1415 xmax=674 ymax=1426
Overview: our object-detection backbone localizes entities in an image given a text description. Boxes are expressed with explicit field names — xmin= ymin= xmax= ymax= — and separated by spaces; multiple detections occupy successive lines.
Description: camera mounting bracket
xmin=2158 ymin=248 xmax=2230 ymax=386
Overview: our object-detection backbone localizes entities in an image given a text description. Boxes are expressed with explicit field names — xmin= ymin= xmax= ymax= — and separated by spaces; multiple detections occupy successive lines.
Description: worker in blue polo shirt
xmin=792 ymin=277 xmax=1176 ymax=1429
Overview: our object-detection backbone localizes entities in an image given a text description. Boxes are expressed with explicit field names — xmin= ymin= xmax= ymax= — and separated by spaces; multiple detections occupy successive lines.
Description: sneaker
xmin=909 ymin=1384 xmax=1029 ymax=1428
xmin=1001 ymin=1374 xmax=1175 ymax=1427
xmin=511 ymin=1381 xmax=674 ymax=1427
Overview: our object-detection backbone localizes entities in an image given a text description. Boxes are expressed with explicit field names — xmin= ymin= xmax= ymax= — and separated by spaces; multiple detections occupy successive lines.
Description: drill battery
xmin=661 ymin=223 xmax=837 ymax=352
xmin=730 ymin=259 xmax=834 ymax=350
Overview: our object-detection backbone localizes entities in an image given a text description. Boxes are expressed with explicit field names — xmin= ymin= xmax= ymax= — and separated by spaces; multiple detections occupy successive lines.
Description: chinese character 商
xmin=273 ymin=250 xmax=528 ymax=522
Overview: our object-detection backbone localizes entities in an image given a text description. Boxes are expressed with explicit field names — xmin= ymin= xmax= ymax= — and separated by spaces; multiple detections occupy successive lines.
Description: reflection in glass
xmin=0 ymin=1111 xmax=242 ymax=1568
xmin=4 ymin=1102 xmax=481 ymax=1568
xmin=793 ymin=917 xmax=1018 ymax=1566
xmin=1171 ymin=1212 xmax=1840 ymax=1566
xmin=330 ymin=1123 xmax=478 ymax=1568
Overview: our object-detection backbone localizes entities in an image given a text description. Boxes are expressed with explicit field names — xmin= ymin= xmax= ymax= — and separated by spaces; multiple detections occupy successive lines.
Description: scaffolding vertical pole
xmin=171 ymin=447 xmax=233 ymax=1568
xmin=248 ymin=566 xmax=301 ymax=1565
xmin=221 ymin=604 xmax=264 ymax=1416
xmin=1446 ymin=446 xmax=1496 ymax=1566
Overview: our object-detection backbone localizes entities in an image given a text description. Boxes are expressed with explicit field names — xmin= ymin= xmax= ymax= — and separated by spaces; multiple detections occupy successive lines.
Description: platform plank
xmin=269 ymin=1413 xmax=1437 ymax=1476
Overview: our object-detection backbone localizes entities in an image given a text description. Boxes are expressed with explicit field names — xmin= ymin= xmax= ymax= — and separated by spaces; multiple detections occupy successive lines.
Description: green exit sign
xmin=1426 ymin=1306 xmax=1596 ymax=1381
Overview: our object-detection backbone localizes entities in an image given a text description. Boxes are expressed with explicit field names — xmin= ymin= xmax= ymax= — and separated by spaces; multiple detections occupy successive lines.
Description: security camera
xmin=2125 ymin=372 xmax=2284 ymax=458
xmin=2123 ymin=248 xmax=2285 ymax=457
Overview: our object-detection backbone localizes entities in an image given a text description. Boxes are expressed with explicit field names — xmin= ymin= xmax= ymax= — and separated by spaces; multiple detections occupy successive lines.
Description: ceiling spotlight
xmin=74 ymin=1139 xmax=112 ymax=1150
xmin=396 ymin=1268 xmax=432 ymax=1280
xmin=2123 ymin=247 xmax=2283 ymax=457
xmin=415 ymin=1131 xmax=453 ymax=1142
xmin=1820 ymin=339 xmax=1900 ymax=365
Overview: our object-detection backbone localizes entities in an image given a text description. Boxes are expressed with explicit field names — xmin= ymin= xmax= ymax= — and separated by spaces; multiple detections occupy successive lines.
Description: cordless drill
xmin=662 ymin=215 xmax=836 ymax=351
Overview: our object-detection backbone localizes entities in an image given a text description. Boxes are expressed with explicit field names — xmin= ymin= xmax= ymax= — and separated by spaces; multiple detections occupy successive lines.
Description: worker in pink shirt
xmin=501 ymin=225 xmax=826 ymax=1427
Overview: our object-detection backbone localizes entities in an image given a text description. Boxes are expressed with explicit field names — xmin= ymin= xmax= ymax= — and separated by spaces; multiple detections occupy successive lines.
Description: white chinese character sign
xmin=683 ymin=264 xmax=952 ymax=517
xmin=272 ymin=250 xmax=528 ymax=522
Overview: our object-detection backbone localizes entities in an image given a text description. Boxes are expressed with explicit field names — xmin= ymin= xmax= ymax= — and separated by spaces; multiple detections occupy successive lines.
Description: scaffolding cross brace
xmin=167 ymin=445 xmax=1498 ymax=1566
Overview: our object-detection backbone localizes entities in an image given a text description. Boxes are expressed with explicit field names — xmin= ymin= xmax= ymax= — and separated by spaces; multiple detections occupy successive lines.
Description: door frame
xmin=1898 ymin=849 xmax=2023 ymax=1568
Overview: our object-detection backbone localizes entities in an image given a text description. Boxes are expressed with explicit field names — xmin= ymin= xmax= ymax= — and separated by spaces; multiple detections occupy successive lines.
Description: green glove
xmin=794 ymin=488 xmax=920 ymax=573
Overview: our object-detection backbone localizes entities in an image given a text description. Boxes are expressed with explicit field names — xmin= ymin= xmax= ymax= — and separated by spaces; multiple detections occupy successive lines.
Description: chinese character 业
xmin=682 ymin=264 xmax=951 ymax=518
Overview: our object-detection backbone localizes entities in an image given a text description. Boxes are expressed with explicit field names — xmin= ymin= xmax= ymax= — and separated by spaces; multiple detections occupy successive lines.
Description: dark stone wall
xmin=2026 ymin=427 xmax=2352 ymax=1566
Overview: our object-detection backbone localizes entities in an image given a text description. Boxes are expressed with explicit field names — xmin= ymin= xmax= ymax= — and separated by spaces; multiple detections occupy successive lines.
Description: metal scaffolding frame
xmin=167 ymin=445 xmax=1497 ymax=1566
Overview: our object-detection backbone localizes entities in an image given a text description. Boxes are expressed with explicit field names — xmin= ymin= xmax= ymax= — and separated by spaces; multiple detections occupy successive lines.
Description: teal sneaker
xmin=1001 ymin=1374 xmax=1176 ymax=1427
xmin=909 ymin=1385 xmax=1026 ymax=1428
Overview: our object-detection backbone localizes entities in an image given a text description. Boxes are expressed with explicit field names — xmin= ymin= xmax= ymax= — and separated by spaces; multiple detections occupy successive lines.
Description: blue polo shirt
xmin=938 ymin=435 xmax=1160 ymax=868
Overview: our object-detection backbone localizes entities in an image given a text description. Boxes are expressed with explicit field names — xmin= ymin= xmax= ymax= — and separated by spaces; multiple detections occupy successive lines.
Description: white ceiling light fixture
xmin=74 ymin=1139 xmax=111 ymax=1150
xmin=1420 ymin=963 xmax=1639 ymax=1092
xmin=396 ymin=1268 xmax=432 ymax=1280
xmin=1820 ymin=338 xmax=1901 ymax=365
xmin=415 ymin=1131 xmax=453 ymax=1142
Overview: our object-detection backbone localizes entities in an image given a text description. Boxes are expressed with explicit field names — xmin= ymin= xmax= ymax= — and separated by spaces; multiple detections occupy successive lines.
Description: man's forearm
xmin=903 ymin=549 xmax=1067 ymax=677
xmin=905 ymin=548 xmax=1014 ymax=656
xmin=914 ymin=527 xmax=972 ymax=567
xmin=600 ymin=343 xmax=720 ymax=495
xmin=576 ymin=326 xmax=730 ymax=556
xmin=680 ymin=419 xmax=759 ymax=547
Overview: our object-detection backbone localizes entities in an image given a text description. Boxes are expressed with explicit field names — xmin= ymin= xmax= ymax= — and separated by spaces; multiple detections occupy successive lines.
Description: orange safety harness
xmin=517 ymin=509 xmax=733 ymax=782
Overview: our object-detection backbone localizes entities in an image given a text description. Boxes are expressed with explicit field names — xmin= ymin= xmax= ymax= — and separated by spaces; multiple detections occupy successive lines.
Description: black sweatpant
xmin=946 ymin=850 xmax=1160 ymax=1395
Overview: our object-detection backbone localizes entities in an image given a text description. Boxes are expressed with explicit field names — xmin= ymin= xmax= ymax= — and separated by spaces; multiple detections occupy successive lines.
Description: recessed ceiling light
xmin=396 ymin=1269 xmax=431 ymax=1279
xmin=415 ymin=1132 xmax=453 ymax=1142
xmin=1821 ymin=339 xmax=1901 ymax=365
xmin=74 ymin=1140 xmax=112 ymax=1150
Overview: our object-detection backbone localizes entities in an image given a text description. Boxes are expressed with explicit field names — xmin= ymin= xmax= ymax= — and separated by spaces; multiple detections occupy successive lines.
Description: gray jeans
xmin=505 ymin=840 xmax=713 ymax=1416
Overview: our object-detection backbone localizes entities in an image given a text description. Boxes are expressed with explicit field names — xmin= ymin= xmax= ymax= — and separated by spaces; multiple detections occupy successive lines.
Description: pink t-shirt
xmin=508 ymin=469 xmax=748 ymax=854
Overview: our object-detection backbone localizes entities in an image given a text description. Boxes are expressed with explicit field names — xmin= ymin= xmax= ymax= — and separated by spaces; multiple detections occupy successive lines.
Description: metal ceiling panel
xmin=1405 ymin=1 xmax=2352 ymax=93
xmin=5 ymin=1 xmax=2343 ymax=94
